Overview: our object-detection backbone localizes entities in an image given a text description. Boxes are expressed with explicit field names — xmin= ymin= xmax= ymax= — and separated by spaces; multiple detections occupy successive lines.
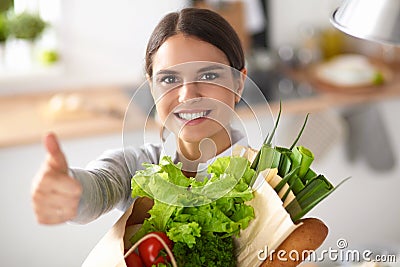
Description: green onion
xmin=287 ymin=177 xmax=350 ymax=222
xmin=249 ymin=144 xmax=281 ymax=186
xmin=265 ymin=101 xmax=282 ymax=146
xmin=290 ymin=174 xmax=306 ymax=195
xmin=290 ymin=146 xmax=314 ymax=179
xmin=274 ymin=166 xmax=300 ymax=193
xmin=290 ymin=113 xmax=309 ymax=150
xmin=281 ymin=175 xmax=297 ymax=203
xmin=251 ymin=101 xmax=282 ymax=171
xmin=275 ymin=147 xmax=292 ymax=177
xmin=303 ymin=168 xmax=317 ymax=182
xmin=258 ymin=145 xmax=281 ymax=171
xmin=249 ymin=103 xmax=349 ymax=222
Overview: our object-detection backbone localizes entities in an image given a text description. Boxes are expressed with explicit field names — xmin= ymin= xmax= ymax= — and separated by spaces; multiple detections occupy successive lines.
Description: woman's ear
xmin=235 ymin=68 xmax=247 ymax=103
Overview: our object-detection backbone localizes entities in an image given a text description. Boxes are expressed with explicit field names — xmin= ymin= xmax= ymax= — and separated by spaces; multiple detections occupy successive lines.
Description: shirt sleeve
xmin=69 ymin=143 xmax=161 ymax=224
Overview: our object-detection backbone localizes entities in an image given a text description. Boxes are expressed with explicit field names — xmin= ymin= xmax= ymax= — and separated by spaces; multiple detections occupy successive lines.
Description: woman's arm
xmin=70 ymin=144 xmax=162 ymax=224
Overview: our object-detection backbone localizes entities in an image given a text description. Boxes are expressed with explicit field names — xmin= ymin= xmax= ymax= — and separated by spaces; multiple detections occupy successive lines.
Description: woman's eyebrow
xmin=155 ymin=69 xmax=179 ymax=76
xmin=155 ymin=64 xmax=226 ymax=77
xmin=197 ymin=64 xmax=225 ymax=73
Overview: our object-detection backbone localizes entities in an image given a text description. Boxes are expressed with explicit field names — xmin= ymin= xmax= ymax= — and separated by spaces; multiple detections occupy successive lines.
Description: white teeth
xmin=177 ymin=111 xmax=208 ymax=121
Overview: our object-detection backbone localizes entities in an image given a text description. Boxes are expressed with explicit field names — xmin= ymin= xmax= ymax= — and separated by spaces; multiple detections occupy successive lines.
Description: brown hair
xmin=145 ymin=7 xmax=245 ymax=78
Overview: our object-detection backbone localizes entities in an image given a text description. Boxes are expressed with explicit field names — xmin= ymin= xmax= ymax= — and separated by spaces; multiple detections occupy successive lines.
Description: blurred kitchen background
xmin=1 ymin=0 xmax=400 ymax=266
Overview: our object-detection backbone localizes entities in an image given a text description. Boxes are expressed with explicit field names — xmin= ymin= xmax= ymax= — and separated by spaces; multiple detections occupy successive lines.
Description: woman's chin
xmin=177 ymin=132 xmax=212 ymax=144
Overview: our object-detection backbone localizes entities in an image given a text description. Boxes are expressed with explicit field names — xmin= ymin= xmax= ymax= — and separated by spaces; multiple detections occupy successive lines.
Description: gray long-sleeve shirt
xmin=70 ymin=143 xmax=162 ymax=224
xmin=70 ymin=130 xmax=244 ymax=224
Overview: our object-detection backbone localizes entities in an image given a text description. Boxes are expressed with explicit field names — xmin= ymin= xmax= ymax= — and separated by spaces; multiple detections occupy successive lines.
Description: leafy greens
xmin=130 ymin=156 xmax=256 ymax=249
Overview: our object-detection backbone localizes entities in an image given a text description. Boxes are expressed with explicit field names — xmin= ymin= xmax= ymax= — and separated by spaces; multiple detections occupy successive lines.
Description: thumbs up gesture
xmin=31 ymin=133 xmax=82 ymax=224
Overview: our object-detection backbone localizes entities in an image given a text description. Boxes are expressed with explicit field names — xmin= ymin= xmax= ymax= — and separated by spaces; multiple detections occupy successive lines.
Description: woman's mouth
xmin=174 ymin=110 xmax=211 ymax=122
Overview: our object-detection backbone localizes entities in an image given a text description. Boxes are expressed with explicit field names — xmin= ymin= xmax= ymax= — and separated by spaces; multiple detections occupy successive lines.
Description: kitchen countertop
xmin=0 ymin=87 xmax=148 ymax=147
xmin=234 ymin=60 xmax=400 ymax=120
xmin=1 ymin=63 xmax=400 ymax=148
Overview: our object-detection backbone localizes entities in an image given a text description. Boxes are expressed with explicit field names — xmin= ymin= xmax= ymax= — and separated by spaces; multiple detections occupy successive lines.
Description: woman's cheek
xmin=156 ymin=108 xmax=169 ymax=125
xmin=155 ymin=93 xmax=174 ymax=118
xmin=156 ymin=102 xmax=178 ymax=133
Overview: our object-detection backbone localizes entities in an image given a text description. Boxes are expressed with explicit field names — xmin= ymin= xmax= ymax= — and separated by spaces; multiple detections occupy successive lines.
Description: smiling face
xmin=151 ymin=34 xmax=245 ymax=157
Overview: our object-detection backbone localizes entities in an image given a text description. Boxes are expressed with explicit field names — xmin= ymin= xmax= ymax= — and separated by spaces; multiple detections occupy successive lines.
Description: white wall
xmin=269 ymin=0 xmax=343 ymax=48
xmin=59 ymin=0 xmax=189 ymax=87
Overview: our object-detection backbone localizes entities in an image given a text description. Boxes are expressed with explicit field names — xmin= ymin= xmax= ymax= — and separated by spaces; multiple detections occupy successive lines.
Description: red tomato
xmin=125 ymin=251 xmax=144 ymax=267
xmin=138 ymin=232 xmax=173 ymax=267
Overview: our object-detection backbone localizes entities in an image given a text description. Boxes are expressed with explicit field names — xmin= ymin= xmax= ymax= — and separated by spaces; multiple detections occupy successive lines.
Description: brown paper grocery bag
xmin=82 ymin=145 xmax=326 ymax=267
xmin=234 ymin=169 xmax=302 ymax=266
xmin=82 ymin=197 xmax=153 ymax=267
xmin=82 ymin=183 xmax=300 ymax=267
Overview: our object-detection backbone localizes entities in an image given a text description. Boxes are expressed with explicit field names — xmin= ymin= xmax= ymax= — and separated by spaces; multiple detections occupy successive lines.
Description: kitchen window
xmin=0 ymin=0 xmax=62 ymax=85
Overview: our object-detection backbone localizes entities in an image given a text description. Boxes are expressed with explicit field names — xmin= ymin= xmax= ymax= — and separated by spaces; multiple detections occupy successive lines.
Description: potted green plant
xmin=0 ymin=0 xmax=13 ymax=67
xmin=0 ymin=0 xmax=13 ymax=13
xmin=0 ymin=13 xmax=8 ymax=68
xmin=7 ymin=12 xmax=47 ymax=41
xmin=6 ymin=11 xmax=47 ymax=69
xmin=0 ymin=13 xmax=7 ymax=43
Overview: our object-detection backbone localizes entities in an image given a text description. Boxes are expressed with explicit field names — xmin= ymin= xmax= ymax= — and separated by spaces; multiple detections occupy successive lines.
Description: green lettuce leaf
xmin=130 ymin=155 xmax=256 ymax=247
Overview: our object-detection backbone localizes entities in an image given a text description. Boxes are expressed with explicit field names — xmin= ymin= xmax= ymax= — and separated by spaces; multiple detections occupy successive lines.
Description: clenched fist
xmin=31 ymin=133 xmax=82 ymax=224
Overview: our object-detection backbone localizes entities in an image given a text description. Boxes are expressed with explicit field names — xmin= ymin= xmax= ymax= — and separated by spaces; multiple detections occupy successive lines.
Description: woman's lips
xmin=174 ymin=110 xmax=212 ymax=125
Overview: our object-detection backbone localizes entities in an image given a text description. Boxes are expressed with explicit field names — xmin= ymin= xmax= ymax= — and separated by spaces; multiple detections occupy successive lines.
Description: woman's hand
xmin=31 ymin=133 xmax=82 ymax=224
xmin=260 ymin=218 xmax=328 ymax=267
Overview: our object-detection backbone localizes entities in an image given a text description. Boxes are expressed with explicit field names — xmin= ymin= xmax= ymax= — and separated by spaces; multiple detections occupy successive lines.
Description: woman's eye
xmin=161 ymin=75 xmax=179 ymax=84
xmin=199 ymin=72 xmax=219 ymax=81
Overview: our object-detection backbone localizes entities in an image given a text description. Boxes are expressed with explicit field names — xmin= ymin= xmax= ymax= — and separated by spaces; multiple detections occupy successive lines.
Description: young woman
xmin=31 ymin=7 xmax=327 ymax=266
xmin=32 ymin=7 xmax=248 ymax=225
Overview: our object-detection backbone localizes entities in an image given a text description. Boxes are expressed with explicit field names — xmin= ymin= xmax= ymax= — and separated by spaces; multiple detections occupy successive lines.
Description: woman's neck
xmin=177 ymin=128 xmax=232 ymax=176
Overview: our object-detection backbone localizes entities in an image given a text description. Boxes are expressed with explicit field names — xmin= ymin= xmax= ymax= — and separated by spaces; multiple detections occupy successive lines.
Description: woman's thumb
xmin=44 ymin=132 xmax=69 ymax=173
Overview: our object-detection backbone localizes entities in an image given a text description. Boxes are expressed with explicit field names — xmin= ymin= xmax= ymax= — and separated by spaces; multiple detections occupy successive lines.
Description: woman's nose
xmin=178 ymin=82 xmax=200 ymax=102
